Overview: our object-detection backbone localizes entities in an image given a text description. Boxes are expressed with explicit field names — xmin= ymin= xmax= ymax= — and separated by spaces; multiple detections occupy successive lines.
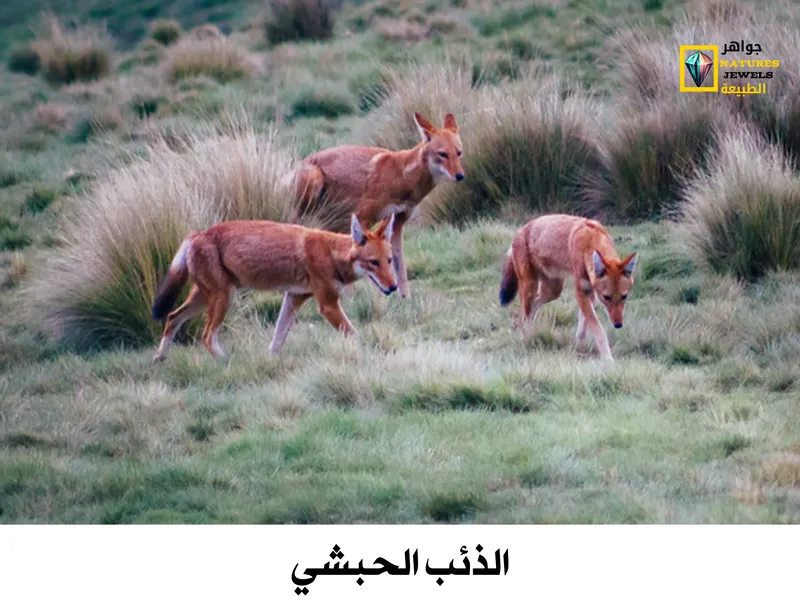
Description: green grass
xmin=1 ymin=0 xmax=800 ymax=524
xmin=3 ymin=222 xmax=800 ymax=523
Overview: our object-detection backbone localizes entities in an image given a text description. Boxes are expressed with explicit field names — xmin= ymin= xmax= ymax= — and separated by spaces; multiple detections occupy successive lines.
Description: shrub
xmin=584 ymin=97 xmax=723 ymax=223
xmin=7 ymin=45 xmax=41 ymax=75
xmin=264 ymin=0 xmax=335 ymax=45
xmin=426 ymin=75 xmax=605 ymax=225
xmin=164 ymin=37 xmax=255 ymax=83
xmin=680 ymin=127 xmax=800 ymax=281
xmin=28 ymin=113 xmax=334 ymax=352
xmin=32 ymin=14 xmax=112 ymax=86
xmin=149 ymin=19 xmax=182 ymax=46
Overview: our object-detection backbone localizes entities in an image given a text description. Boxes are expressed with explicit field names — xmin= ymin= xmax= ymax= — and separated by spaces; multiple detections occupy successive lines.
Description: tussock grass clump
xmin=585 ymin=98 xmax=723 ymax=223
xmin=31 ymin=15 xmax=112 ymax=86
xmin=7 ymin=45 xmax=41 ymax=75
xmin=365 ymin=59 xmax=474 ymax=151
xmin=264 ymin=0 xmax=335 ymax=46
xmin=164 ymin=37 xmax=255 ymax=84
xmin=366 ymin=63 xmax=604 ymax=224
xmin=427 ymin=75 xmax=605 ymax=225
xmin=613 ymin=6 xmax=800 ymax=166
xmin=681 ymin=128 xmax=800 ymax=281
xmin=149 ymin=19 xmax=182 ymax=46
xmin=27 ymin=113 xmax=329 ymax=351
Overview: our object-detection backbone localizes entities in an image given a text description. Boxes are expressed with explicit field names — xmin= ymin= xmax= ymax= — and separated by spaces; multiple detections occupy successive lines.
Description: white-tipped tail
xmin=153 ymin=239 xmax=192 ymax=321
xmin=170 ymin=239 xmax=190 ymax=270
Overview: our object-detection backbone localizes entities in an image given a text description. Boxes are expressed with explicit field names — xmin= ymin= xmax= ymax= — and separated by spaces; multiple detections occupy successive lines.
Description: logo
xmin=680 ymin=40 xmax=781 ymax=96
xmin=679 ymin=45 xmax=719 ymax=92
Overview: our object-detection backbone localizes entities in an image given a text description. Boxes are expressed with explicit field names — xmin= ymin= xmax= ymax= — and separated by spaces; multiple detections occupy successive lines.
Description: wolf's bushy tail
xmin=499 ymin=249 xmax=518 ymax=306
xmin=152 ymin=240 xmax=190 ymax=320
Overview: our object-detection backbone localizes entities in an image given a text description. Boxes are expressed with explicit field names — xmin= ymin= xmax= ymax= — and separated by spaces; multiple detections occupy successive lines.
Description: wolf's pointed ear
xmin=593 ymin=250 xmax=606 ymax=278
xmin=414 ymin=112 xmax=435 ymax=143
xmin=351 ymin=214 xmax=367 ymax=246
xmin=621 ymin=252 xmax=638 ymax=277
xmin=382 ymin=213 xmax=396 ymax=240
xmin=374 ymin=213 xmax=393 ymax=239
xmin=442 ymin=113 xmax=458 ymax=133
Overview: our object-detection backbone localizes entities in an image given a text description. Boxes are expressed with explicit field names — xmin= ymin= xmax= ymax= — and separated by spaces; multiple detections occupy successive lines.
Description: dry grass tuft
xmin=164 ymin=36 xmax=256 ymax=84
xmin=31 ymin=13 xmax=112 ymax=86
xmin=612 ymin=4 xmax=800 ymax=165
xmin=27 ymin=112 xmax=332 ymax=351
xmin=681 ymin=127 xmax=800 ymax=281
xmin=584 ymin=97 xmax=725 ymax=224
xmin=758 ymin=452 xmax=800 ymax=487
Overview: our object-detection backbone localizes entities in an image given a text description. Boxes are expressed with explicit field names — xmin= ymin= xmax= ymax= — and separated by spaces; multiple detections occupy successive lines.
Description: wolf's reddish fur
xmin=152 ymin=214 xmax=397 ymax=362
xmin=499 ymin=214 xmax=639 ymax=362
xmin=285 ymin=112 xmax=465 ymax=298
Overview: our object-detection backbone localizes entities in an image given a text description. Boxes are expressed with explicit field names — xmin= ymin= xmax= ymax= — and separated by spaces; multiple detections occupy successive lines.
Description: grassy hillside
xmin=1 ymin=0 xmax=799 ymax=523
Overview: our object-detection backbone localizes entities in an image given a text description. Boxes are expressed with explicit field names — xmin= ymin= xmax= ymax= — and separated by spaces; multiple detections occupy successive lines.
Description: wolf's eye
xmin=603 ymin=294 xmax=613 ymax=302
xmin=370 ymin=260 xmax=380 ymax=267
xmin=621 ymin=294 xmax=628 ymax=301
xmin=387 ymin=257 xmax=393 ymax=265
xmin=457 ymin=150 xmax=462 ymax=157
xmin=438 ymin=152 xmax=448 ymax=159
